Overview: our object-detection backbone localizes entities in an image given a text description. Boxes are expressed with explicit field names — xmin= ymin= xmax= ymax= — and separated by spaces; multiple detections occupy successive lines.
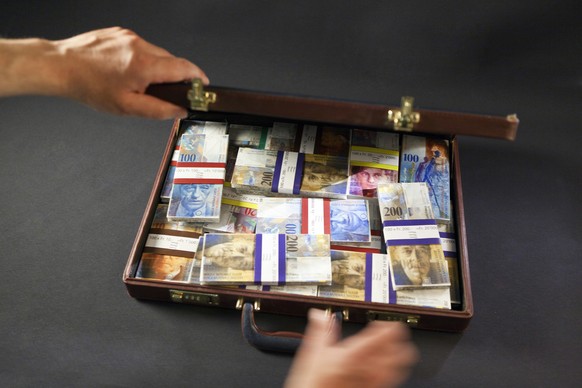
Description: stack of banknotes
xmin=141 ymin=119 xmax=460 ymax=309
xmin=377 ymin=182 xmax=451 ymax=299
xmin=400 ymin=134 xmax=451 ymax=221
xmin=256 ymin=197 xmax=372 ymax=243
xmin=348 ymin=129 xmax=400 ymax=198
xmin=330 ymin=198 xmax=384 ymax=253
xmin=161 ymin=120 xmax=228 ymax=202
xmin=136 ymin=204 xmax=203 ymax=282
xmin=167 ymin=133 xmax=229 ymax=222
xmin=198 ymin=233 xmax=332 ymax=285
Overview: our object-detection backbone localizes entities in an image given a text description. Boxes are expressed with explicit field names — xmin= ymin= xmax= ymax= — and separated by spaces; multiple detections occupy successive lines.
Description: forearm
xmin=0 ymin=38 xmax=68 ymax=97
xmin=0 ymin=28 xmax=208 ymax=119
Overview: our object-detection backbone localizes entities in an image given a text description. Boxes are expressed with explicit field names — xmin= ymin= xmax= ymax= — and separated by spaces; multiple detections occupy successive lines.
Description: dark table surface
xmin=1 ymin=1 xmax=581 ymax=387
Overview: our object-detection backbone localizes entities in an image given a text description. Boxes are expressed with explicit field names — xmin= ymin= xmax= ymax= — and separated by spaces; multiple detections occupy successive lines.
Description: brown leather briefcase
xmin=123 ymin=80 xmax=518 ymax=352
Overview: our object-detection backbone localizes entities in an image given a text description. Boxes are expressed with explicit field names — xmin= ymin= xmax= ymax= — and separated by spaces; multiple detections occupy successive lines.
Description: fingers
xmin=144 ymin=55 xmax=209 ymax=85
xmin=301 ymin=309 xmax=340 ymax=349
xmin=341 ymin=321 xmax=412 ymax=355
xmin=118 ymin=92 xmax=187 ymax=120
xmin=340 ymin=322 xmax=419 ymax=373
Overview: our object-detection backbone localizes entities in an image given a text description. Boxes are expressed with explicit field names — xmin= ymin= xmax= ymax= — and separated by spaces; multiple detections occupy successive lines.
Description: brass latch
xmin=236 ymin=297 xmax=261 ymax=311
xmin=187 ymin=78 xmax=217 ymax=111
xmin=367 ymin=310 xmax=420 ymax=327
xmin=387 ymin=96 xmax=420 ymax=132
xmin=169 ymin=290 xmax=220 ymax=306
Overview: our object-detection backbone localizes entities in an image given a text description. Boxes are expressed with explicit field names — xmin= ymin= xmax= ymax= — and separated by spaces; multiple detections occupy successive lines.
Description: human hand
xmin=284 ymin=309 xmax=419 ymax=388
xmin=0 ymin=27 xmax=206 ymax=119
xmin=52 ymin=27 xmax=207 ymax=119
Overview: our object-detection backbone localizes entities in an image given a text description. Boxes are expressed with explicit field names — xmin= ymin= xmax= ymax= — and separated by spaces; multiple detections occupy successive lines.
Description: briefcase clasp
xmin=188 ymin=78 xmax=217 ymax=111
xmin=387 ymin=96 xmax=420 ymax=132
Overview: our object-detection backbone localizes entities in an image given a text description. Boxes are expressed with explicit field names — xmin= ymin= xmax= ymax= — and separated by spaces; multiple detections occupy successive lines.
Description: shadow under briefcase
xmin=122 ymin=80 xmax=518 ymax=352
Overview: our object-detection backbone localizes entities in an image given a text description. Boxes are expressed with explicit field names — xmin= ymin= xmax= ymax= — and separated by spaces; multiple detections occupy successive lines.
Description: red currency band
xmin=301 ymin=198 xmax=309 ymax=234
xmin=330 ymin=245 xmax=381 ymax=253
xmin=173 ymin=179 xmax=225 ymax=184
xmin=323 ymin=198 xmax=331 ymax=235
xmin=176 ymin=162 xmax=226 ymax=168
xmin=371 ymin=230 xmax=382 ymax=236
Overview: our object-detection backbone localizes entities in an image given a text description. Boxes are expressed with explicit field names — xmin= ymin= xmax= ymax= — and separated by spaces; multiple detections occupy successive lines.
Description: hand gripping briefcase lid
xmin=123 ymin=80 xmax=519 ymax=339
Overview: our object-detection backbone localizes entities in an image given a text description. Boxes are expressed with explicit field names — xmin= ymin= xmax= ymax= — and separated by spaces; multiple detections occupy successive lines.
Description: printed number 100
xmin=402 ymin=154 xmax=419 ymax=163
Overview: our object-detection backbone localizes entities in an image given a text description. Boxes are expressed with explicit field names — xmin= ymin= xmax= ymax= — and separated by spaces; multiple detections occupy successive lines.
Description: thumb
xmin=301 ymin=309 xmax=340 ymax=351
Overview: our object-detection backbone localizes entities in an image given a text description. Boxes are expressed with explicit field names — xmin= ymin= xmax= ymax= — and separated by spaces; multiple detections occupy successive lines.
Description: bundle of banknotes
xmin=318 ymin=249 xmax=451 ymax=308
xmin=330 ymin=198 xmax=384 ymax=253
xmin=198 ymin=233 xmax=332 ymax=285
xmin=377 ymin=182 xmax=451 ymax=292
xmin=348 ymin=128 xmax=400 ymax=198
xmin=144 ymin=119 xmax=460 ymax=309
xmin=256 ymin=197 xmax=372 ymax=243
xmin=136 ymin=204 xmax=203 ymax=282
xmin=167 ymin=133 xmax=229 ymax=223
xmin=161 ymin=120 xmax=228 ymax=202
xmin=400 ymin=134 xmax=451 ymax=221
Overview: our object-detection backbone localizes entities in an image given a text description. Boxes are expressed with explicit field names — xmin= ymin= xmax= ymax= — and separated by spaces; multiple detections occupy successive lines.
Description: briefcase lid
xmin=146 ymin=80 xmax=518 ymax=141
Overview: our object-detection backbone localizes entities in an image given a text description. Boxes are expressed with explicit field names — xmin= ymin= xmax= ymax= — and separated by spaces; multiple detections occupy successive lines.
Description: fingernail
xmin=308 ymin=308 xmax=328 ymax=323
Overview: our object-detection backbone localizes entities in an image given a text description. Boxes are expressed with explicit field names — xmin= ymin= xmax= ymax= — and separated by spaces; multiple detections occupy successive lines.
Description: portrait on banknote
xmin=200 ymin=234 xmax=256 ymax=283
xmin=168 ymin=183 xmax=221 ymax=218
xmin=388 ymin=244 xmax=450 ymax=289
xmin=318 ymin=250 xmax=366 ymax=301
xmin=136 ymin=253 xmax=193 ymax=282
xmin=348 ymin=165 xmax=398 ymax=198
xmin=329 ymin=200 xmax=371 ymax=243
xmin=400 ymin=135 xmax=451 ymax=220
xmin=202 ymin=234 xmax=256 ymax=270
xmin=300 ymin=154 xmax=349 ymax=197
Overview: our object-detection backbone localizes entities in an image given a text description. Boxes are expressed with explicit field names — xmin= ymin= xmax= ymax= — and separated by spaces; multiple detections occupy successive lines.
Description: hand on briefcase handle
xmin=242 ymin=303 xmax=418 ymax=387
xmin=282 ymin=307 xmax=419 ymax=388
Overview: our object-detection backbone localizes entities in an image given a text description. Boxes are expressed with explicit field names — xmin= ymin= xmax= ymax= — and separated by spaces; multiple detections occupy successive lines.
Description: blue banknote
xmin=399 ymin=135 xmax=451 ymax=221
xmin=329 ymin=200 xmax=371 ymax=243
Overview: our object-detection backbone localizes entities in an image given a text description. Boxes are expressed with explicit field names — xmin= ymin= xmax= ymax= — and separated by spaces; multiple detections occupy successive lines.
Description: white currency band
xmin=306 ymin=198 xmax=326 ymax=234
xmin=259 ymin=234 xmax=282 ymax=283
xmin=145 ymin=234 xmax=200 ymax=253
xmin=383 ymin=223 xmax=440 ymax=242
xmin=277 ymin=152 xmax=300 ymax=195
xmin=371 ymin=253 xmax=390 ymax=303
xmin=174 ymin=167 xmax=225 ymax=180
xmin=299 ymin=125 xmax=318 ymax=154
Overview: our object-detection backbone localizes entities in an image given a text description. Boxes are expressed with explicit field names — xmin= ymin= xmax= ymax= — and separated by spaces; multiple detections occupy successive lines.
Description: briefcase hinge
xmin=169 ymin=289 xmax=220 ymax=306
xmin=188 ymin=78 xmax=217 ymax=112
xmin=387 ymin=96 xmax=420 ymax=132
xmin=367 ymin=310 xmax=420 ymax=327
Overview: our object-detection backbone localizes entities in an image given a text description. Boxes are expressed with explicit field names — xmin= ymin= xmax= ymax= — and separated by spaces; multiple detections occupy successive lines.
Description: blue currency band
xmin=254 ymin=234 xmax=263 ymax=284
xmin=386 ymin=238 xmax=442 ymax=246
xmin=278 ymin=234 xmax=286 ymax=284
xmin=382 ymin=219 xmax=438 ymax=227
xmin=293 ymin=153 xmax=305 ymax=195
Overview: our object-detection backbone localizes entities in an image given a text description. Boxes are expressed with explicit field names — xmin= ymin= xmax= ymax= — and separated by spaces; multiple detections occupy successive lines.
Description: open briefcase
xmin=123 ymin=80 xmax=518 ymax=352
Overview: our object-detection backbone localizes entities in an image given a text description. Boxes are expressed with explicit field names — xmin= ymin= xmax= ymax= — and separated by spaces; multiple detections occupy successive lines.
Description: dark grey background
xmin=1 ymin=1 xmax=581 ymax=387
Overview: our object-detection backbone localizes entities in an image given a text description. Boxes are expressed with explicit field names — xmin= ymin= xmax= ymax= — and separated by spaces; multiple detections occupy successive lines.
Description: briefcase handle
xmin=241 ymin=302 xmax=342 ymax=353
